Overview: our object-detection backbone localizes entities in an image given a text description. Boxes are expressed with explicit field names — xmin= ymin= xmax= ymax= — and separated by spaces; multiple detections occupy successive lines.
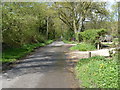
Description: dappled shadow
xmin=3 ymin=45 xmax=76 ymax=79
xmin=15 ymin=57 xmax=77 ymax=64
xmin=14 ymin=64 xmax=54 ymax=69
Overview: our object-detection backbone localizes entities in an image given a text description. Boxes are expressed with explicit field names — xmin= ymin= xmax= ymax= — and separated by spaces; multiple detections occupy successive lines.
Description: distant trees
xmin=108 ymin=3 xmax=118 ymax=37
xmin=85 ymin=3 xmax=118 ymax=38
xmin=2 ymin=2 xmax=117 ymax=47
xmin=2 ymin=2 xmax=62 ymax=47
xmin=55 ymin=2 xmax=109 ymax=42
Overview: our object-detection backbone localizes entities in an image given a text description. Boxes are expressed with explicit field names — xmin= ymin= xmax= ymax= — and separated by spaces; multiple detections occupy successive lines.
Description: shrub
xmin=70 ymin=42 xmax=96 ymax=51
xmin=80 ymin=29 xmax=107 ymax=45
xmin=76 ymin=56 xmax=118 ymax=88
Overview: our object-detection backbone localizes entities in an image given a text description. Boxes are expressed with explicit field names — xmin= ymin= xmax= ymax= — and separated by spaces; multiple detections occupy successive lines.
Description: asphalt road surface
xmin=1 ymin=41 xmax=79 ymax=88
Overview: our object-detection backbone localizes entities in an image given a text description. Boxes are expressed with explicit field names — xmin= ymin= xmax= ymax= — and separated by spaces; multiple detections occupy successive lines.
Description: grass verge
xmin=75 ymin=56 xmax=118 ymax=88
xmin=1 ymin=40 xmax=53 ymax=63
xmin=70 ymin=42 xmax=96 ymax=51
xmin=63 ymin=40 xmax=78 ymax=44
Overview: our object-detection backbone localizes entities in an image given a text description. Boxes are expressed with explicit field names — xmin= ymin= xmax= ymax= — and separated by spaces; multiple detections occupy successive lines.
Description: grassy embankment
xmin=63 ymin=40 xmax=96 ymax=51
xmin=1 ymin=40 xmax=53 ymax=63
xmin=75 ymin=55 xmax=118 ymax=88
xmin=64 ymin=40 xmax=118 ymax=88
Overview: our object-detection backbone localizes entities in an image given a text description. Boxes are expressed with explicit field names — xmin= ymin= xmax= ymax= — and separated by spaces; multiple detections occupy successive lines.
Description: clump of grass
xmin=45 ymin=40 xmax=53 ymax=44
xmin=63 ymin=40 xmax=77 ymax=44
xmin=0 ymin=59 xmax=16 ymax=63
xmin=2 ymin=40 xmax=53 ymax=63
xmin=75 ymin=56 xmax=118 ymax=88
xmin=70 ymin=42 xmax=96 ymax=51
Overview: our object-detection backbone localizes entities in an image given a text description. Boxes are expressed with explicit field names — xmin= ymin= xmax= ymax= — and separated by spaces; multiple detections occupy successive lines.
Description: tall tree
xmin=55 ymin=2 xmax=108 ymax=42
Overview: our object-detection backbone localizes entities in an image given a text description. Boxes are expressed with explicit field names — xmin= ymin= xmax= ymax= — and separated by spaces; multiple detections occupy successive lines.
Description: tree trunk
xmin=74 ymin=17 xmax=83 ymax=42
xmin=73 ymin=19 xmax=79 ymax=42
xmin=78 ymin=17 xmax=83 ymax=33
xmin=97 ymin=43 xmax=100 ymax=50
xmin=46 ymin=17 xmax=49 ymax=39
xmin=81 ymin=18 xmax=85 ymax=32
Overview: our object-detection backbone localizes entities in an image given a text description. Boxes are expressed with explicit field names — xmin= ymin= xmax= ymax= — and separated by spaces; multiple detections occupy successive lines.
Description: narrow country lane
xmin=2 ymin=41 xmax=79 ymax=88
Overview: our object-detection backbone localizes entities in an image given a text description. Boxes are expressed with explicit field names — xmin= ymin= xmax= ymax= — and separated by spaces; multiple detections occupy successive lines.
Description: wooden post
xmin=97 ymin=43 xmax=100 ymax=50
xmin=89 ymin=52 xmax=91 ymax=58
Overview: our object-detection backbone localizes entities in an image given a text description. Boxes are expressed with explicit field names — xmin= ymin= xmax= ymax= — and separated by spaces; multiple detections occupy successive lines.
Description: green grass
xmin=1 ymin=40 xmax=53 ymax=63
xmin=75 ymin=56 xmax=118 ymax=88
xmin=70 ymin=42 xmax=96 ymax=51
xmin=63 ymin=40 xmax=78 ymax=44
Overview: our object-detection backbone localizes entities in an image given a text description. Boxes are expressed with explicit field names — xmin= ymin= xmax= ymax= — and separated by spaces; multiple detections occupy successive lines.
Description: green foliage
xmin=56 ymin=2 xmax=109 ymax=41
xmin=44 ymin=40 xmax=53 ymax=44
xmin=70 ymin=42 xmax=96 ymax=51
xmin=80 ymin=29 xmax=107 ymax=45
xmin=1 ymin=40 xmax=53 ymax=63
xmin=63 ymin=40 xmax=77 ymax=44
xmin=2 ymin=14 xmax=43 ymax=46
xmin=76 ymin=56 xmax=118 ymax=88
xmin=2 ymin=2 xmax=48 ymax=47
xmin=63 ymin=30 xmax=74 ymax=41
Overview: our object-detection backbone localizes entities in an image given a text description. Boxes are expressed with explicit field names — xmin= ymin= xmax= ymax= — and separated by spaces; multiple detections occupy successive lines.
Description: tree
xmin=2 ymin=2 xmax=48 ymax=47
xmin=108 ymin=3 xmax=118 ymax=37
xmin=54 ymin=2 xmax=108 ymax=42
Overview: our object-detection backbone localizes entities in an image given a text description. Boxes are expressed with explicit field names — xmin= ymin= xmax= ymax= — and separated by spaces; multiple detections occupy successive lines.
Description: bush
xmin=76 ymin=56 xmax=118 ymax=88
xmin=80 ymin=29 xmax=107 ymax=45
xmin=70 ymin=42 xmax=96 ymax=51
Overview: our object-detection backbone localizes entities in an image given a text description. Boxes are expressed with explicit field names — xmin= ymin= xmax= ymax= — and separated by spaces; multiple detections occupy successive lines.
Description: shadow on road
xmin=2 ymin=42 xmax=79 ymax=88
